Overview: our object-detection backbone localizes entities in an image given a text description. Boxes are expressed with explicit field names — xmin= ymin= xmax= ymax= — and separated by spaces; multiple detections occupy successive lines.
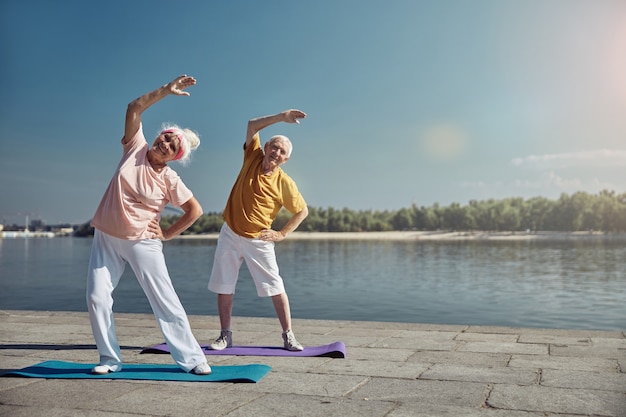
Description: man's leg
xmin=208 ymin=293 xmax=234 ymax=350
xmin=217 ymin=293 xmax=234 ymax=330
xmin=272 ymin=292 xmax=303 ymax=351
xmin=243 ymin=235 xmax=302 ymax=350
xmin=208 ymin=223 xmax=241 ymax=350
xmin=271 ymin=292 xmax=291 ymax=332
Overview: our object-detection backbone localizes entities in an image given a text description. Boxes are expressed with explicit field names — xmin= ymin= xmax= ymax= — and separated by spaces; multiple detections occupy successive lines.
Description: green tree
xmin=392 ymin=207 xmax=413 ymax=230
xmin=441 ymin=202 xmax=466 ymax=230
xmin=150 ymin=190 xmax=626 ymax=234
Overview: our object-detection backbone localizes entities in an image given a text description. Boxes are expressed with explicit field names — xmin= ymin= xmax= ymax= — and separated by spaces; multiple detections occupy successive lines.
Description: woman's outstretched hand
xmin=167 ymin=75 xmax=197 ymax=96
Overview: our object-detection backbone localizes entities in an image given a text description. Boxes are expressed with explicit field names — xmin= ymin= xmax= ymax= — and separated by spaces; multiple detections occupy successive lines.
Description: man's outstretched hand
xmin=282 ymin=109 xmax=307 ymax=124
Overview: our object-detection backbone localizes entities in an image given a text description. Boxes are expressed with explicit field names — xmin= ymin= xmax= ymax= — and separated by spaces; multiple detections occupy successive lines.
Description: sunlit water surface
xmin=1 ymin=237 xmax=624 ymax=330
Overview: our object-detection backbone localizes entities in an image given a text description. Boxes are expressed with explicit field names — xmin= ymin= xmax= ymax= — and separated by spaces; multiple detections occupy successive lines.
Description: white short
xmin=208 ymin=222 xmax=285 ymax=297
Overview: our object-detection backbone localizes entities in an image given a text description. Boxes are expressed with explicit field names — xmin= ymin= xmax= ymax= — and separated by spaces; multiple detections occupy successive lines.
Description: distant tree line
xmin=164 ymin=190 xmax=626 ymax=234
xmin=74 ymin=190 xmax=626 ymax=236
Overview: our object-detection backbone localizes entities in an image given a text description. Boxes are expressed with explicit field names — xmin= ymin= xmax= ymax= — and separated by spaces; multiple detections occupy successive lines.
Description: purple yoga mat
xmin=141 ymin=341 xmax=346 ymax=358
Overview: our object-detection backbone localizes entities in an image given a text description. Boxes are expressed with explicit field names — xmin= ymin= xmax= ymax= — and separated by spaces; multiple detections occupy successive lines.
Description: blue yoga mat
xmin=141 ymin=341 xmax=347 ymax=358
xmin=3 ymin=360 xmax=271 ymax=383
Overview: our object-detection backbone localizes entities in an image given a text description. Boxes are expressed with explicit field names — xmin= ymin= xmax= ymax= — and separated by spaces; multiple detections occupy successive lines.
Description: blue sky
xmin=2 ymin=0 xmax=625 ymax=226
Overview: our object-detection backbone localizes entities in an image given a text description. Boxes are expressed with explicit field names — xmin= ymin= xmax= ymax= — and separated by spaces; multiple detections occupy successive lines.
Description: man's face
xmin=263 ymin=139 xmax=290 ymax=169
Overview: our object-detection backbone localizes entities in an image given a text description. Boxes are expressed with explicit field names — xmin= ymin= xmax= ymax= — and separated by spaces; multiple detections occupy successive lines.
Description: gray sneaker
xmin=209 ymin=330 xmax=232 ymax=350
xmin=282 ymin=330 xmax=304 ymax=351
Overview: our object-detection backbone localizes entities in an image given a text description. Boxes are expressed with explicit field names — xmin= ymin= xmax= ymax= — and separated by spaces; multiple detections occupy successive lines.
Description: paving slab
xmin=509 ymin=354 xmax=620 ymax=372
xmin=0 ymin=310 xmax=624 ymax=417
xmin=457 ymin=341 xmax=548 ymax=355
xmin=349 ymin=378 xmax=488 ymax=407
xmin=488 ymin=384 xmax=625 ymax=416
xmin=419 ymin=363 xmax=538 ymax=385
xmin=541 ymin=368 xmax=626 ymax=391
xmin=407 ymin=350 xmax=512 ymax=367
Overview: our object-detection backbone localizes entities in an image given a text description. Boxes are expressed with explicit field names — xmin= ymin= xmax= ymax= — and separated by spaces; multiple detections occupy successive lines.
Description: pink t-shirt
xmin=91 ymin=126 xmax=193 ymax=240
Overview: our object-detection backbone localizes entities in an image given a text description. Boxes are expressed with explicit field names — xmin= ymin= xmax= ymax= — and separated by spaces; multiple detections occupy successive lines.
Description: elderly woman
xmin=86 ymin=75 xmax=211 ymax=375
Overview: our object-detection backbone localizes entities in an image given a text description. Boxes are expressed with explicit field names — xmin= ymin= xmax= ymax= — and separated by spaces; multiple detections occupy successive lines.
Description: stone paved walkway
xmin=1 ymin=310 xmax=624 ymax=416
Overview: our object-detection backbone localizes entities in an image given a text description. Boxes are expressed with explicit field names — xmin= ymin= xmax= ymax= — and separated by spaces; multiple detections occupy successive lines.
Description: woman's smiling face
xmin=150 ymin=132 xmax=182 ymax=163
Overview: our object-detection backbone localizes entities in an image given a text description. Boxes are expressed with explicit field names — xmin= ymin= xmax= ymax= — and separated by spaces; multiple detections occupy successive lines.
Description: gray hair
xmin=268 ymin=135 xmax=293 ymax=158
xmin=160 ymin=123 xmax=200 ymax=166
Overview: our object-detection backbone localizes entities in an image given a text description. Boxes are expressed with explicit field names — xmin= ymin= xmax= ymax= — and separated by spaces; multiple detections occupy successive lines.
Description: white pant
xmin=208 ymin=222 xmax=285 ymax=297
xmin=86 ymin=229 xmax=206 ymax=372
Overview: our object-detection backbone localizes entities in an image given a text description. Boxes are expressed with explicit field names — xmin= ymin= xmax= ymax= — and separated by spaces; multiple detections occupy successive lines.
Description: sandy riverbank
xmin=178 ymin=230 xmax=626 ymax=241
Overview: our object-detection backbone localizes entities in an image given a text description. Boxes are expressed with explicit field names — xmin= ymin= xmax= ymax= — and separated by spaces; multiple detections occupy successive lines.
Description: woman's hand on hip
xmin=148 ymin=219 xmax=165 ymax=240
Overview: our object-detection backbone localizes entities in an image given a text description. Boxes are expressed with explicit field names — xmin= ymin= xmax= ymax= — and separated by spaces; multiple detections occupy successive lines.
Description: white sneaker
xmin=282 ymin=330 xmax=304 ymax=351
xmin=91 ymin=365 xmax=112 ymax=375
xmin=191 ymin=362 xmax=212 ymax=375
xmin=209 ymin=330 xmax=232 ymax=350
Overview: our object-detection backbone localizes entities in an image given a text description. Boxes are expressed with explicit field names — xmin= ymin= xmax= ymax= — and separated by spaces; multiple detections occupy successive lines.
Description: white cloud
xmin=511 ymin=149 xmax=626 ymax=169
xmin=545 ymin=171 xmax=618 ymax=191
xmin=456 ymin=172 xmax=620 ymax=196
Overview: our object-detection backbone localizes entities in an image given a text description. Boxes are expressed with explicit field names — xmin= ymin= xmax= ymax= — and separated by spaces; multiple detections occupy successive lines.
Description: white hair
xmin=268 ymin=134 xmax=293 ymax=158
xmin=160 ymin=123 xmax=200 ymax=166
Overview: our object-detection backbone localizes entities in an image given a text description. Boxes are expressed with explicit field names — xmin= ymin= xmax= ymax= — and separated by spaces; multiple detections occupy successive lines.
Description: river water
xmin=0 ymin=236 xmax=624 ymax=331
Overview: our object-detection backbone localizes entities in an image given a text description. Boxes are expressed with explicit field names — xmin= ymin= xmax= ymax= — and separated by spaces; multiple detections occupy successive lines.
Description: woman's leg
xmin=126 ymin=238 xmax=206 ymax=372
xmin=86 ymin=230 xmax=126 ymax=371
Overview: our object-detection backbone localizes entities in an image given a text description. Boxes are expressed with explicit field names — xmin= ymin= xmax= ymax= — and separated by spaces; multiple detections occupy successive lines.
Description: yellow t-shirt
xmin=224 ymin=133 xmax=306 ymax=238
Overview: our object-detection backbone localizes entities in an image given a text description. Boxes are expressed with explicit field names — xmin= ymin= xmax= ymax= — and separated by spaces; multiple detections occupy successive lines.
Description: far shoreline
xmin=176 ymin=230 xmax=626 ymax=242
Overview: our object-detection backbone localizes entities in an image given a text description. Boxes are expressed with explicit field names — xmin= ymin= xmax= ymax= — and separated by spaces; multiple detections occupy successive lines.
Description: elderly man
xmin=208 ymin=109 xmax=309 ymax=351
